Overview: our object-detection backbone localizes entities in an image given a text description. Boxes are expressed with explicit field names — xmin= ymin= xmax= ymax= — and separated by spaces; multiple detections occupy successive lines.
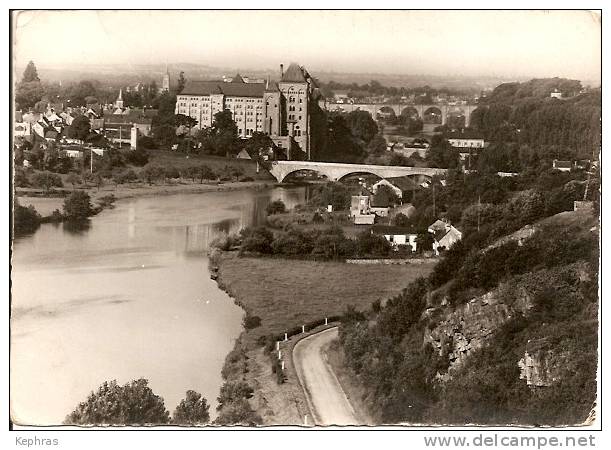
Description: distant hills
xmin=16 ymin=62 xmax=599 ymax=92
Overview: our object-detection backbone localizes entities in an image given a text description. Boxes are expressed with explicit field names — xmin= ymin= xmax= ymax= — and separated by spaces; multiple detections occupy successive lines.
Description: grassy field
xmin=217 ymin=253 xmax=437 ymax=345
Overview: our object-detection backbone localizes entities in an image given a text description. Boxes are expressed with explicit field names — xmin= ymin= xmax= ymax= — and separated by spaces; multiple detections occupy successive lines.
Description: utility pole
xmin=90 ymin=148 xmax=93 ymax=174
xmin=432 ymin=183 xmax=436 ymax=218
xmin=477 ymin=194 xmax=481 ymax=232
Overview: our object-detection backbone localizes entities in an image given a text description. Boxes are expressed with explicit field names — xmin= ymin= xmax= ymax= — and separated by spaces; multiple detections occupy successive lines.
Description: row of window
xmin=288 ymin=115 xmax=303 ymax=121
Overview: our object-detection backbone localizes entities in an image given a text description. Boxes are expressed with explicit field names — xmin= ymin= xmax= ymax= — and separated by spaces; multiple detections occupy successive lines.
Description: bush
xmin=214 ymin=398 xmax=262 ymax=426
xmin=65 ymin=378 xmax=170 ymax=425
xmin=239 ymin=176 xmax=254 ymax=182
xmin=13 ymin=199 xmax=41 ymax=236
xmin=266 ymin=200 xmax=287 ymax=215
xmin=125 ymin=148 xmax=149 ymax=166
xmin=63 ymin=191 xmax=94 ymax=220
xmin=137 ymin=136 xmax=156 ymax=150
xmin=311 ymin=211 xmax=324 ymax=223
xmin=172 ymin=390 xmax=210 ymax=425
xmin=216 ymin=381 xmax=254 ymax=411
xmin=14 ymin=167 xmax=29 ymax=187
xmin=243 ymin=315 xmax=262 ymax=330
xmin=240 ymin=226 xmax=274 ymax=254
xmin=31 ymin=171 xmax=63 ymax=192
xmin=392 ymin=212 xmax=410 ymax=227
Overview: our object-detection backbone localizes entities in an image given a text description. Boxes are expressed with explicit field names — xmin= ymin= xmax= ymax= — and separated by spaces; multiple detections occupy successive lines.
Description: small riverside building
xmin=371 ymin=225 xmax=418 ymax=252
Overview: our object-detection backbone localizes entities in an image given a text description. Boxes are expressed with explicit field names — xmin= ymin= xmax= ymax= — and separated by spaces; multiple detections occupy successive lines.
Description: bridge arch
xmin=336 ymin=171 xmax=384 ymax=182
xmin=280 ymin=168 xmax=329 ymax=183
xmin=377 ymin=106 xmax=396 ymax=119
xmin=400 ymin=106 xmax=420 ymax=120
xmin=423 ymin=106 xmax=443 ymax=124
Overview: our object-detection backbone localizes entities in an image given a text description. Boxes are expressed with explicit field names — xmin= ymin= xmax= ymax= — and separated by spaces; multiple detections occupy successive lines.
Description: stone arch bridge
xmin=269 ymin=160 xmax=446 ymax=183
xmin=327 ymin=102 xmax=479 ymax=127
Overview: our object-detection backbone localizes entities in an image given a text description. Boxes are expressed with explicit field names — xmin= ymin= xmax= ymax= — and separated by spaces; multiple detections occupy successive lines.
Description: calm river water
xmin=10 ymin=186 xmax=308 ymax=425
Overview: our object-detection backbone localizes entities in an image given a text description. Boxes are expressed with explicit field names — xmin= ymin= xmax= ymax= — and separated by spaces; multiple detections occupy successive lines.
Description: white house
xmin=448 ymin=138 xmax=485 ymax=149
xmin=428 ymin=219 xmax=463 ymax=255
xmin=372 ymin=225 xmax=418 ymax=252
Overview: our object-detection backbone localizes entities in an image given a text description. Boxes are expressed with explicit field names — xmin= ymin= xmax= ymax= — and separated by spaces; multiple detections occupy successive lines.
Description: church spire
xmin=115 ymin=88 xmax=124 ymax=109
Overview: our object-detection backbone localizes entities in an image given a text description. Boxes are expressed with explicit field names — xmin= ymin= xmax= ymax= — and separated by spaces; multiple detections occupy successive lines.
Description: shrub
xmin=240 ymin=226 xmax=274 ymax=254
xmin=63 ymin=191 xmax=94 ymax=220
xmin=266 ymin=200 xmax=287 ymax=215
xmin=311 ymin=211 xmax=324 ymax=223
xmin=125 ymin=148 xmax=149 ymax=166
xmin=65 ymin=378 xmax=170 ymax=425
xmin=214 ymin=398 xmax=262 ymax=426
xmin=239 ymin=176 xmax=254 ymax=182
xmin=31 ymin=171 xmax=63 ymax=192
xmin=172 ymin=390 xmax=210 ymax=425
xmin=243 ymin=315 xmax=262 ymax=330
xmin=13 ymin=199 xmax=41 ymax=235
xmin=216 ymin=381 xmax=254 ymax=411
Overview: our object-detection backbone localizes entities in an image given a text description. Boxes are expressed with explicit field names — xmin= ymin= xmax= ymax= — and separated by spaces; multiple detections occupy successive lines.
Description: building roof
xmin=371 ymin=225 xmax=417 ymax=236
xmin=181 ymin=79 xmax=265 ymax=98
xmin=281 ymin=63 xmax=307 ymax=83
xmin=231 ymin=73 xmax=245 ymax=83
xmin=428 ymin=219 xmax=449 ymax=233
xmin=181 ymin=80 xmax=224 ymax=96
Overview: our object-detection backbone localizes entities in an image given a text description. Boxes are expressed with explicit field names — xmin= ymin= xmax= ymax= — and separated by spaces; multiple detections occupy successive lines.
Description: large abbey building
xmin=175 ymin=63 xmax=324 ymax=159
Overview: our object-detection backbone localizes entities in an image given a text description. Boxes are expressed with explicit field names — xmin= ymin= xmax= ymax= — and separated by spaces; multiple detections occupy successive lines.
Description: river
xmin=10 ymin=186 xmax=308 ymax=425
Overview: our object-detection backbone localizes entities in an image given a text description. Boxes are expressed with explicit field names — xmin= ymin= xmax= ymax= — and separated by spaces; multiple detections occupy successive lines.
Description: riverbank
xmin=210 ymin=251 xmax=437 ymax=425
xmin=16 ymin=179 xmax=279 ymax=218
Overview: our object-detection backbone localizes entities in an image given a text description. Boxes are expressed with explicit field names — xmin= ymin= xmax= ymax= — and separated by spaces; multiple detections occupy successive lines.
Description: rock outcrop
xmin=424 ymin=283 xmax=534 ymax=378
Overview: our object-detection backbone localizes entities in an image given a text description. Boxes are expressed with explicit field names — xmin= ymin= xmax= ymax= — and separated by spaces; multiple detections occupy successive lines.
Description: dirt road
xmin=293 ymin=327 xmax=358 ymax=426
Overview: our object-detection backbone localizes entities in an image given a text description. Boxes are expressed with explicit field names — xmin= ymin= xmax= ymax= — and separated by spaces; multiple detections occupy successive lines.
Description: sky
xmin=12 ymin=10 xmax=601 ymax=82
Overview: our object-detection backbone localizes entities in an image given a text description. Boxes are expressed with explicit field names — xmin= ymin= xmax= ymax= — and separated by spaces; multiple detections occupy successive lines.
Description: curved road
xmin=293 ymin=327 xmax=358 ymax=426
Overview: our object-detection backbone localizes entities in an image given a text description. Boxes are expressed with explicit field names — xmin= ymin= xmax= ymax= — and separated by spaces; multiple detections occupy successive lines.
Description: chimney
xmin=280 ymin=64 xmax=284 ymax=79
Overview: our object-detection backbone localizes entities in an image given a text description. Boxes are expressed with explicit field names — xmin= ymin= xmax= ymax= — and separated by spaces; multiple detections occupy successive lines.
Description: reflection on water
xmin=10 ymin=186 xmax=307 ymax=425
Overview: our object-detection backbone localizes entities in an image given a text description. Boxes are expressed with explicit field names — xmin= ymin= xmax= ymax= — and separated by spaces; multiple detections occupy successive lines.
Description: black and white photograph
xmin=6 ymin=6 xmax=605 ymax=449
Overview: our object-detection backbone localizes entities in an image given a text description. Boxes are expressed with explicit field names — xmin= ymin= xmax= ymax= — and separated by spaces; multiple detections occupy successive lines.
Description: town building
xmin=428 ymin=219 xmax=463 ymax=255
xmin=350 ymin=195 xmax=376 ymax=225
xmin=447 ymin=137 xmax=485 ymax=149
xmin=162 ymin=66 xmax=171 ymax=92
xmin=371 ymin=225 xmax=418 ymax=252
xmin=175 ymin=63 xmax=324 ymax=160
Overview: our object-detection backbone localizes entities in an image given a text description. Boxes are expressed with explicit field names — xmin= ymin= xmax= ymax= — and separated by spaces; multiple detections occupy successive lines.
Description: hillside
xmin=338 ymin=209 xmax=598 ymax=425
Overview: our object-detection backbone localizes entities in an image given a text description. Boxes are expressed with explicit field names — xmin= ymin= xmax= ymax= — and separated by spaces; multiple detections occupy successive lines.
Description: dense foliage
xmin=65 ymin=379 xmax=171 ymax=425
xmin=172 ymin=390 xmax=210 ymax=425
xmin=470 ymin=79 xmax=600 ymax=160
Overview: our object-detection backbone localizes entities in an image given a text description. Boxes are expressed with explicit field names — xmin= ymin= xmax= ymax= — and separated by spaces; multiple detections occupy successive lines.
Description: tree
xmin=13 ymin=199 xmax=41 ymax=236
xmin=346 ymin=110 xmax=378 ymax=144
xmin=65 ymin=378 xmax=170 ymax=425
xmin=240 ymin=226 xmax=274 ymax=254
xmin=16 ymin=61 xmax=44 ymax=108
xmin=209 ymin=110 xmax=240 ymax=157
xmin=66 ymin=116 xmax=91 ymax=143
xmin=266 ymin=200 xmax=287 ymax=215
xmin=66 ymin=172 xmax=82 ymax=190
xmin=22 ymin=60 xmax=40 ymax=83
xmin=31 ymin=171 xmax=63 ymax=192
xmin=214 ymin=398 xmax=262 ymax=426
xmin=392 ymin=212 xmax=411 ymax=227
xmin=367 ymin=134 xmax=387 ymax=156
xmin=67 ymin=80 xmax=99 ymax=106
xmin=63 ymin=191 xmax=94 ymax=220
xmin=174 ymin=114 xmax=198 ymax=130
xmin=172 ymin=390 xmax=210 ymax=425
xmin=140 ymin=163 xmax=166 ymax=185
xmin=176 ymin=71 xmax=186 ymax=94
xmin=153 ymin=124 xmax=176 ymax=147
